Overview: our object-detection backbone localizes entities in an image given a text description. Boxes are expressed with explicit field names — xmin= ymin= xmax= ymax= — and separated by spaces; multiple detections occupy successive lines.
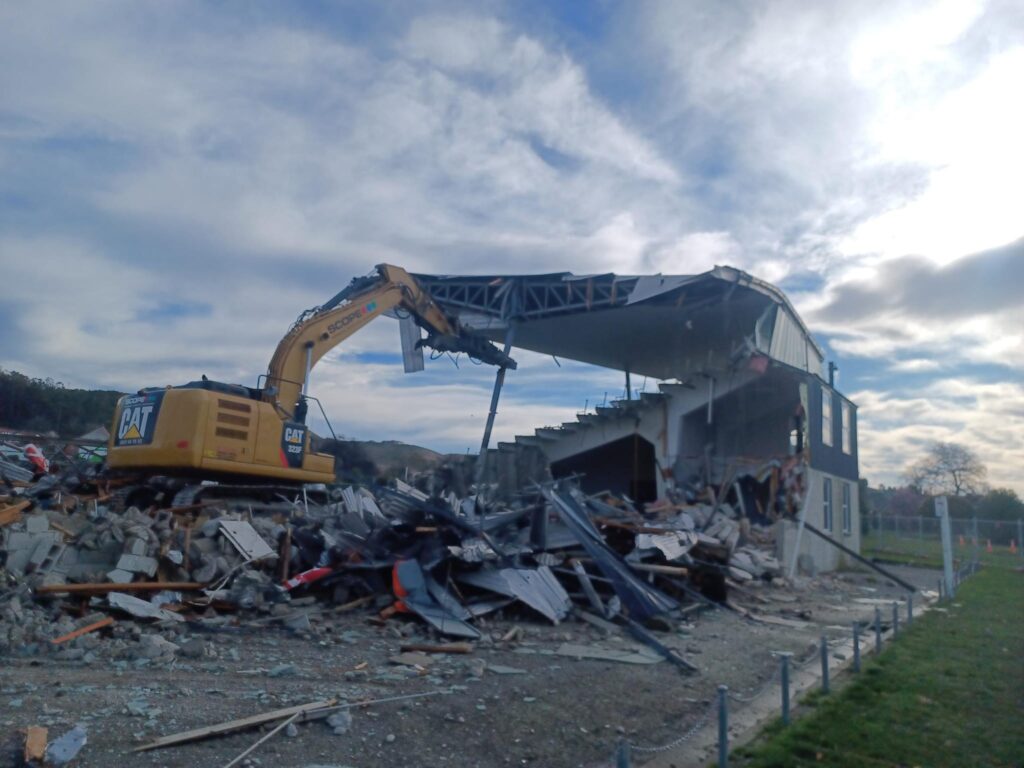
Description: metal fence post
xmin=779 ymin=653 xmax=792 ymax=724
xmin=892 ymin=601 xmax=899 ymax=636
xmin=874 ymin=606 xmax=882 ymax=652
xmin=820 ymin=635 xmax=830 ymax=693
xmin=616 ymin=738 xmax=631 ymax=768
xmin=907 ymin=594 xmax=914 ymax=625
xmin=718 ymin=685 xmax=729 ymax=768
xmin=852 ymin=621 xmax=861 ymax=672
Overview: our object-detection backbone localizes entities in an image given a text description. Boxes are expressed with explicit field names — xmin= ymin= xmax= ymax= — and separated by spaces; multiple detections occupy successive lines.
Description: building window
xmin=821 ymin=386 xmax=833 ymax=447
xmin=841 ymin=402 xmax=851 ymax=455
xmin=842 ymin=482 xmax=851 ymax=534
xmin=823 ymin=477 xmax=833 ymax=532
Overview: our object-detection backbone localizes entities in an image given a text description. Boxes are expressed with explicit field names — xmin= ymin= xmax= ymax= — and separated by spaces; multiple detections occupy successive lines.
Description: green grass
xmin=861 ymin=531 xmax=1022 ymax=570
xmin=733 ymin=565 xmax=1024 ymax=768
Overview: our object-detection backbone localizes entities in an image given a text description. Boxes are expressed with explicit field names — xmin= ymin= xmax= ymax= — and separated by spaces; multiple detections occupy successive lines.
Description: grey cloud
xmin=813 ymin=237 xmax=1024 ymax=324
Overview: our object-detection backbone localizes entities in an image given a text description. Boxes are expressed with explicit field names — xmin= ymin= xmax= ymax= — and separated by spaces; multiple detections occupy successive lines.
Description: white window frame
xmin=822 ymin=386 xmax=833 ymax=447
xmin=841 ymin=402 xmax=851 ymax=455
xmin=842 ymin=482 xmax=852 ymax=535
xmin=823 ymin=477 xmax=833 ymax=532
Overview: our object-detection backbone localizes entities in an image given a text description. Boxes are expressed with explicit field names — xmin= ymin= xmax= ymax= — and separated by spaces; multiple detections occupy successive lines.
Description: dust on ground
xmin=0 ymin=565 xmax=938 ymax=768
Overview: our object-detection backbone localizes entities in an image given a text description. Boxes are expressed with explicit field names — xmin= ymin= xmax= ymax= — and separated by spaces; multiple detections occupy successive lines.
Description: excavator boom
xmin=265 ymin=264 xmax=514 ymax=421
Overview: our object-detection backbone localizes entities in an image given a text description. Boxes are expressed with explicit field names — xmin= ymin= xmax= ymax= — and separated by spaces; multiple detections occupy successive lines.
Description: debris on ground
xmin=0 ymin=438 xmax=823 ymax=763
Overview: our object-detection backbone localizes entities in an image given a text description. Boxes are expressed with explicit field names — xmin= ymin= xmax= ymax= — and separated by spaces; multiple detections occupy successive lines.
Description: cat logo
xmin=280 ymin=421 xmax=307 ymax=468
xmin=115 ymin=392 xmax=164 ymax=447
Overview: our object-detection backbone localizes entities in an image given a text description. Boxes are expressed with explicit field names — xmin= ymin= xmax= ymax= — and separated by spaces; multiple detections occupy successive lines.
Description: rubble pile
xmin=1 ymin=439 xmax=803 ymax=671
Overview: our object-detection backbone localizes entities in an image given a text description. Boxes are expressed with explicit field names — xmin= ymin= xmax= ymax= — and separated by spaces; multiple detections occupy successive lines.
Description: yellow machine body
xmin=107 ymin=386 xmax=335 ymax=483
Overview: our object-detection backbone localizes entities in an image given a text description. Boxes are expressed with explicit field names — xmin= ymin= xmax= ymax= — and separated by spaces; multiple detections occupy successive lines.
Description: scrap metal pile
xmin=1 ymin=440 xmax=794 ymax=671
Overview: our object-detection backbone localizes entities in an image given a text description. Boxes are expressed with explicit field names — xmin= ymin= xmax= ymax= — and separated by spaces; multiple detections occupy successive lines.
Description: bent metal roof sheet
xmin=414 ymin=265 xmax=825 ymax=381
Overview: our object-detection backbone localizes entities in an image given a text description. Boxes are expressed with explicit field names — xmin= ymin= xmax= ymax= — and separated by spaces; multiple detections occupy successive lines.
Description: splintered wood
xmin=50 ymin=617 xmax=115 ymax=644
xmin=0 ymin=500 xmax=31 ymax=527
xmin=24 ymin=726 xmax=47 ymax=763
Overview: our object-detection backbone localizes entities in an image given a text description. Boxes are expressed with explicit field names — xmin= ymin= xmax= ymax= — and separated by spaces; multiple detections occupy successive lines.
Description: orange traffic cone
xmin=986 ymin=539 xmax=993 ymax=553
xmin=1011 ymin=540 xmax=1018 ymax=555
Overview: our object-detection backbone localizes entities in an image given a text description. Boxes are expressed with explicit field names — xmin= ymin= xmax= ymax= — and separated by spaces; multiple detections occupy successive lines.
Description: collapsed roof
xmin=414 ymin=266 xmax=824 ymax=380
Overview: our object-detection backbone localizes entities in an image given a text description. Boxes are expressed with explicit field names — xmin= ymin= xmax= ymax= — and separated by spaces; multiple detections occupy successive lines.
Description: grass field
xmin=733 ymin=565 xmax=1024 ymax=767
xmin=861 ymin=530 xmax=1022 ymax=570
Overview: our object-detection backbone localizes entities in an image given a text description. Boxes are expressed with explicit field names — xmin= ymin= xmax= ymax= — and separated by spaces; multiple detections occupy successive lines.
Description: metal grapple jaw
xmin=421 ymin=331 xmax=517 ymax=369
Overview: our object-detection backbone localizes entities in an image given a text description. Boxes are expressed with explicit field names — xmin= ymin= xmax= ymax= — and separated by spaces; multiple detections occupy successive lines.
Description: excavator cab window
xmin=294 ymin=396 xmax=309 ymax=425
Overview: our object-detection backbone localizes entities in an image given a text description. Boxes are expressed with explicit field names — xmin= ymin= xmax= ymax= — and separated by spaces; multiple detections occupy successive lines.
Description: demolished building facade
xmin=415 ymin=265 xmax=860 ymax=572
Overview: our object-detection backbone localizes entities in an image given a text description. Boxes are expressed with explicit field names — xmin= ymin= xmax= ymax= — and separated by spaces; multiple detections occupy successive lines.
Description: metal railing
xmin=611 ymin=554 xmax=981 ymax=766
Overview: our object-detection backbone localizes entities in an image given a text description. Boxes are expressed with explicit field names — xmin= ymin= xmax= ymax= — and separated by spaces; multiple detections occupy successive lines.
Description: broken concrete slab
xmin=219 ymin=520 xmax=276 ymax=562
xmin=116 ymin=553 xmax=158 ymax=576
xmin=108 ymin=592 xmax=185 ymax=622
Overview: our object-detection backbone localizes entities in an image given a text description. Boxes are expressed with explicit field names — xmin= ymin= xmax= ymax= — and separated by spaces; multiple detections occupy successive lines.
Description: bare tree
xmin=904 ymin=442 xmax=988 ymax=496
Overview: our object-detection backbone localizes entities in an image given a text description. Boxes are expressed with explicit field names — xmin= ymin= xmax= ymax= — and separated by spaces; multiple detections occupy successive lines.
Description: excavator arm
xmin=265 ymin=264 xmax=515 ymax=420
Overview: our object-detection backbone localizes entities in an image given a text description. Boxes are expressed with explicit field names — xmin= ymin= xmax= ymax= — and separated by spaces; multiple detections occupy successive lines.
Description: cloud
xmin=854 ymin=378 xmax=1024 ymax=495
xmin=808 ymin=238 xmax=1024 ymax=366
xmin=1 ymin=0 xmax=1023 ymax=483
xmin=888 ymin=359 xmax=942 ymax=373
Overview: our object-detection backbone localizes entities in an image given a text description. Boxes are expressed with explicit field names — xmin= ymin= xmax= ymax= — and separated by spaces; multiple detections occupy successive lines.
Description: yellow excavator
xmin=106 ymin=264 xmax=515 ymax=496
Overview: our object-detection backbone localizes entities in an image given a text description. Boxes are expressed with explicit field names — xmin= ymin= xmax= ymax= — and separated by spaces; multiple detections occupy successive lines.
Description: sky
xmin=1 ymin=1 xmax=1021 ymax=493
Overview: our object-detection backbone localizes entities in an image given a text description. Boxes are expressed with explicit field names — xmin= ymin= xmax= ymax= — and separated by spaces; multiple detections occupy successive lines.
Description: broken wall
xmin=775 ymin=468 xmax=861 ymax=572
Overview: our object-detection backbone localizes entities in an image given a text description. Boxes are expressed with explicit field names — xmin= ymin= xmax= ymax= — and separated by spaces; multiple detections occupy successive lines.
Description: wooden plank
xmin=50 ymin=617 xmax=115 ymax=644
xmin=24 ymin=726 xmax=47 ymax=763
xmin=399 ymin=642 xmax=474 ymax=655
xmin=222 ymin=711 xmax=301 ymax=768
xmin=0 ymin=500 xmax=31 ymax=527
xmin=182 ymin=524 xmax=193 ymax=572
xmin=133 ymin=698 xmax=337 ymax=752
xmin=36 ymin=582 xmax=204 ymax=595
xmin=49 ymin=520 xmax=77 ymax=539
xmin=279 ymin=525 xmax=291 ymax=581
xmin=628 ymin=563 xmax=689 ymax=577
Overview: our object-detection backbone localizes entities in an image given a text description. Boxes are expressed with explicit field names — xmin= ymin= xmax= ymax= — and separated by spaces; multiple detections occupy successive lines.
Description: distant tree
xmin=889 ymin=486 xmax=925 ymax=517
xmin=904 ymin=442 xmax=987 ymax=497
xmin=977 ymin=488 xmax=1024 ymax=522
xmin=917 ymin=494 xmax=976 ymax=519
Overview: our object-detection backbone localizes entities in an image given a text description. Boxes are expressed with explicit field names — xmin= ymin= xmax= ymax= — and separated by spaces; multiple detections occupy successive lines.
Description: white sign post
xmin=935 ymin=496 xmax=954 ymax=596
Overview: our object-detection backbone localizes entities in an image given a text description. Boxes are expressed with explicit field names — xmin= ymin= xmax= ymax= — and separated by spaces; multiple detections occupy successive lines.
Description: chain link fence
xmin=863 ymin=513 xmax=1023 ymax=566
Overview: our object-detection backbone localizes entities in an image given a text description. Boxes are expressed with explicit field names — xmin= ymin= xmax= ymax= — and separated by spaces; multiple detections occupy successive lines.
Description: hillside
xmin=0 ymin=369 xmax=123 ymax=437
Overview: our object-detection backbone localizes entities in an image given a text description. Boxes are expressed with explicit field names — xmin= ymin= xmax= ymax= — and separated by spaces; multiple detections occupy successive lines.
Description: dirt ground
xmin=0 ymin=565 xmax=938 ymax=768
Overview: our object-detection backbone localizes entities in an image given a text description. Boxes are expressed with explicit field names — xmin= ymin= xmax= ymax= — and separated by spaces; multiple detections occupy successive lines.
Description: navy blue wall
xmin=807 ymin=379 xmax=859 ymax=481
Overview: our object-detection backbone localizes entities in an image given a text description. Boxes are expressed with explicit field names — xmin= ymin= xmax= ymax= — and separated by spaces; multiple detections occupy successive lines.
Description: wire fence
xmin=612 ymin=554 xmax=982 ymax=767
xmin=863 ymin=513 xmax=1023 ymax=568
xmin=868 ymin=513 xmax=1022 ymax=546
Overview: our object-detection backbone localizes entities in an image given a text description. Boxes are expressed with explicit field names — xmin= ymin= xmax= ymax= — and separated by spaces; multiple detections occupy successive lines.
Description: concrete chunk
xmin=116 ymin=554 xmax=158 ymax=577
xmin=106 ymin=569 xmax=135 ymax=583
xmin=25 ymin=515 xmax=50 ymax=534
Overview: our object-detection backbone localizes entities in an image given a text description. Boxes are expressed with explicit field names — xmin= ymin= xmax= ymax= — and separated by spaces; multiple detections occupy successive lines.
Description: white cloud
xmin=843 ymin=47 xmax=1024 ymax=263
xmin=888 ymin=359 xmax=941 ymax=373
xmin=2 ymin=0 xmax=1023 ymax=483
xmin=853 ymin=378 xmax=1024 ymax=495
